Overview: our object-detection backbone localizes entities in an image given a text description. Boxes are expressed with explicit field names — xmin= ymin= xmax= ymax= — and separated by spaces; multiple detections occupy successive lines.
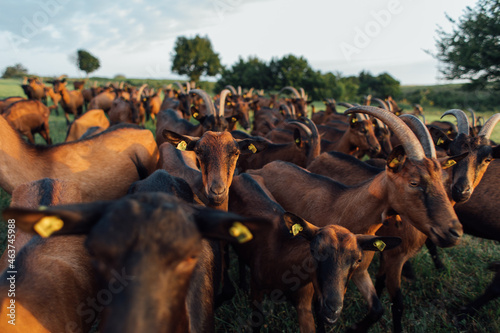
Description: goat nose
xmin=210 ymin=184 xmax=225 ymax=195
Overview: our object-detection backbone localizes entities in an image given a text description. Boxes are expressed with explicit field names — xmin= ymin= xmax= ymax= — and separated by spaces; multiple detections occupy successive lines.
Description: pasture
xmin=0 ymin=78 xmax=498 ymax=332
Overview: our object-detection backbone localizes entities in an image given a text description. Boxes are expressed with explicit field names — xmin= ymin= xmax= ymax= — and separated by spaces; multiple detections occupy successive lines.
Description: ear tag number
xmin=373 ymin=240 xmax=386 ymax=251
xmin=177 ymin=141 xmax=187 ymax=151
xmin=229 ymin=222 xmax=253 ymax=243
xmin=291 ymin=223 xmax=303 ymax=236
xmin=34 ymin=216 xmax=64 ymax=238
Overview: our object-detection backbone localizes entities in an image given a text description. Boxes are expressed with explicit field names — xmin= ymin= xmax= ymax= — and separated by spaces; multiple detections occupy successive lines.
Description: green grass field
xmin=0 ymin=79 xmax=499 ymax=332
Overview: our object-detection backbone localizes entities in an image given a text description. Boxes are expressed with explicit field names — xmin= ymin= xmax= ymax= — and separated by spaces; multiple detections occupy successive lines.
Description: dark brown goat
xmin=2 ymin=99 xmax=52 ymax=144
xmin=21 ymin=76 xmax=46 ymax=101
xmin=0 ymin=96 xmax=25 ymax=114
xmin=229 ymin=173 xmax=401 ymax=331
xmin=160 ymin=82 xmax=191 ymax=119
xmin=3 ymin=192 xmax=270 ymax=333
xmin=249 ymin=105 xmax=463 ymax=331
xmin=88 ymin=87 xmax=116 ymax=112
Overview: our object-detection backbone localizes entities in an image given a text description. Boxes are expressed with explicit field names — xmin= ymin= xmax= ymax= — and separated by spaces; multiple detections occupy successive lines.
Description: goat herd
xmin=0 ymin=77 xmax=498 ymax=332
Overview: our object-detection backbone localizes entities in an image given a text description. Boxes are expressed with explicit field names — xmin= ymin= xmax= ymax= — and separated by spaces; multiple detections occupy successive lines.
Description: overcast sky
xmin=0 ymin=0 xmax=478 ymax=85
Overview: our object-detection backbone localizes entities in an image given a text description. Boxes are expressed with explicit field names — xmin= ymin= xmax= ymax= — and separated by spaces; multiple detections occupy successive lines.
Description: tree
xmin=76 ymin=49 xmax=100 ymax=77
xmin=171 ymin=35 xmax=222 ymax=82
xmin=434 ymin=0 xmax=500 ymax=89
xmin=217 ymin=56 xmax=272 ymax=92
xmin=358 ymin=71 xmax=400 ymax=98
xmin=2 ymin=63 xmax=28 ymax=78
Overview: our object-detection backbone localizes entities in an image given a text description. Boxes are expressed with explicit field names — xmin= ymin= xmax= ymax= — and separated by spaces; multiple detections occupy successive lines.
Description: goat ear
xmin=238 ymin=138 xmax=268 ymax=155
xmin=192 ymin=208 xmax=270 ymax=244
xmin=2 ymin=201 xmax=111 ymax=238
xmin=428 ymin=126 xmax=452 ymax=150
xmin=386 ymin=145 xmax=407 ymax=173
xmin=162 ymin=130 xmax=198 ymax=151
xmin=283 ymin=212 xmax=318 ymax=240
xmin=349 ymin=115 xmax=360 ymax=129
xmin=226 ymin=114 xmax=240 ymax=124
xmin=439 ymin=151 xmax=469 ymax=169
xmin=492 ymin=145 xmax=500 ymax=159
xmin=293 ymin=128 xmax=303 ymax=148
xmin=356 ymin=235 xmax=402 ymax=252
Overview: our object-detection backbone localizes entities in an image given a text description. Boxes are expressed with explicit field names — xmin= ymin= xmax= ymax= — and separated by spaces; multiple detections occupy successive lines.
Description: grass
xmin=0 ymin=79 xmax=499 ymax=332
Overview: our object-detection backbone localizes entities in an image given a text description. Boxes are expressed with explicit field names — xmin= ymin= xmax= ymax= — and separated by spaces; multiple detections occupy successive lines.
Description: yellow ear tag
xmin=193 ymin=112 xmax=199 ymax=118
xmin=388 ymin=158 xmax=400 ymax=168
xmin=248 ymin=144 xmax=257 ymax=154
xmin=373 ymin=240 xmax=386 ymax=251
xmin=295 ymin=138 xmax=300 ymax=144
xmin=437 ymin=137 xmax=444 ymax=145
xmin=229 ymin=222 xmax=253 ymax=243
xmin=290 ymin=223 xmax=303 ymax=236
xmin=351 ymin=118 xmax=358 ymax=123
xmin=443 ymin=159 xmax=456 ymax=168
xmin=177 ymin=141 xmax=187 ymax=151
xmin=38 ymin=205 xmax=48 ymax=211
xmin=447 ymin=130 xmax=452 ymax=135
xmin=231 ymin=117 xmax=237 ymax=122
xmin=34 ymin=216 xmax=64 ymax=238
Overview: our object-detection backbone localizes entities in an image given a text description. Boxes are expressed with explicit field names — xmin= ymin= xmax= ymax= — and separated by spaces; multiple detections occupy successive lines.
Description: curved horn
xmin=246 ymin=88 xmax=254 ymax=97
xmin=237 ymin=86 xmax=242 ymax=96
xmin=119 ymin=81 xmax=124 ymax=89
xmin=279 ymin=86 xmax=301 ymax=99
xmin=441 ymin=109 xmax=470 ymax=136
xmin=224 ymin=85 xmax=237 ymax=95
xmin=478 ymin=113 xmax=500 ymax=139
xmin=299 ymin=87 xmax=306 ymax=99
xmin=219 ymin=89 xmax=232 ymax=118
xmin=373 ymin=98 xmax=389 ymax=110
xmin=22 ymin=76 xmax=27 ymax=84
xmin=301 ymin=117 xmax=319 ymax=140
xmin=57 ymin=74 xmax=67 ymax=80
xmin=288 ymin=120 xmax=312 ymax=137
xmin=338 ymin=102 xmax=354 ymax=109
xmin=279 ymin=104 xmax=292 ymax=117
xmin=417 ymin=114 xmax=426 ymax=125
xmin=373 ymin=117 xmax=389 ymax=131
xmin=289 ymin=104 xmax=296 ymax=119
xmin=136 ymin=84 xmax=147 ymax=102
xmin=190 ymin=89 xmax=215 ymax=116
xmin=468 ymin=108 xmax=476 ymax=128
xmin=345 ymin=106 xmax=425 ymax=160
xmin=185 ymin=82 xmax=190 ymax=93
xmin=400 ymin=114 xmax=436 ymax=159
xmin=174 ymin=82 xmax=186 ymax=94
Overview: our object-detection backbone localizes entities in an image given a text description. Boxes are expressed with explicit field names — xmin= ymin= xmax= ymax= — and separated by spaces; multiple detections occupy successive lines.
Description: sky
xmin=0 ymin=0 xmax=479 ymax=85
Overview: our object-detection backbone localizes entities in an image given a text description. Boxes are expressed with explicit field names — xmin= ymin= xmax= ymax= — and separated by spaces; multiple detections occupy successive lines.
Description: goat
xmin=279 ymin=86 xmax=310 ymax=117
xmin=0 ymin=96 xmax=25 ymax=114
xmin=248 ymin=105 xmax=463 ymax=332
xmin=142 ymin=88 xmax=162 ymax=122
xmin=159 ymin=82 xmax=191 ymax=119
xmin=88 ymin=87 xmax=116 ymax=112
xmin=21 ymin=76 xmax=46 ymax=102
xmin=44 ymin=86 xmax=61 ymax=115
xmin=65 ymin=109 xmax=110 ymax=142
xmin=2 ymin=100 xmax=52 ymax=144
xmin=82 ymin=82 xmax=103 ymax=110
xmin=155 ymin=89 xmax=229 ymax=147
xmin=50 ymin=78 xmax=84 ymax=124
xmin=229 ymin=173 xmax=401 ymax=332
xmin=0 ymin=116 xmax=158 ymax=201
xmin=108 ymin=94 xmax=142 ymax=126
xmin=3 ymin=192 xmax=270 ymax=333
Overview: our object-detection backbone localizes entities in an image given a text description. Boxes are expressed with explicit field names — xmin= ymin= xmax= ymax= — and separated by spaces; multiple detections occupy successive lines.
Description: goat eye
xmin=409 ymin=181 xmax=419 ymax=187
xmin=484 ymin=158 xmax=492 ymax=163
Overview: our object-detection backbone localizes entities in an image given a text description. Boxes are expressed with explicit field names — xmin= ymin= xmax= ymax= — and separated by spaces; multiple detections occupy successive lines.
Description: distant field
xmin=0 ymin=78 xmax=499 ymax=332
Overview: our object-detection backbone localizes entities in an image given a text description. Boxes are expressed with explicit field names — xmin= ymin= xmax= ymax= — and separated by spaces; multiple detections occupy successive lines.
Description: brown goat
xmin=51 ymin=78 xmax=84 ymax=124
xmin=21 ymin=77 xmax=46 ymax=101
xmin=229 ymin=173 xmax=401 ymax=331
xmin=0 ymin=97 xmax=25 ymax=114
xmin=65 ymin=109 xmax=110 ymax=142
xmin=2 ymin=100 xmax=52 ymax=144
xmin=3 ymin=192 xmax=270 ymax=333
xmin=249 ymin=106 xmax=463 ymax=331
xmin=88 ymin=87 xmax=116 ymax=112
xmin=0 ymin=116 xmax=158 ymax=201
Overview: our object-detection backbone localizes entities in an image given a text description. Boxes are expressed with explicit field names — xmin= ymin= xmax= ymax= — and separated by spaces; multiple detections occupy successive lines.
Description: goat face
xmin=385 ymin=146 xmax=463 ymax=247
xmin=163 ymin=130 xmax=267 ymax=207
xmin=349 ymin=115 xmax=381 ymax=155
xmin=52 ymin=79 xmax=67 ymax=94
xmin=4 ymin=193 xmax=268 ymax=333
xmin=285 ymin=214 xmax=401 ymax=325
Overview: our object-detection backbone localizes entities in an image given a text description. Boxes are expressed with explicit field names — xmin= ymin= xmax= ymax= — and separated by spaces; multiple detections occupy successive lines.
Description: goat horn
xmin=478 ymin=113 xmax=500 ymax=139
xmin=400 ymin=114 xmax=436 ymax=159
xmin=224 ymin=85 xmax=237 ymax=95
xmin=290 ymin=104 xmax=296 ymax=119
xmin=279 ymin=104 xmax=292 ymax=117
xmin=190 ymin=89 xmax=215 ymax=116
xmin=288 ymin=120 xmax=312 ymax=137
xmin=279 ymin=86 xmax=301 ymax=99
xmin=136 ymin=84 xmax=148 ymax=102
xmin=219 ymin=89 xmax=232 ymax=118
xmin=338 ymin=102 xmax=354 ymax=108
xmin=373 ymin=117 xmax=389 ymax=131
xmin=417 ymin=114 xmax=426 ymax=124
xmin=119 ymin=82 xmax=124 ymax=89
xmin=246 ymin=88 xmax=254 ymax=97
xmin=468 ymin=108 xmax=476 ymax=128
xmin=185 ymin=82 xmax=190 ymax=93
xmin=22 ymin=76 xmax=27 ymax=84
xmin=345 ymin=106 xmax=425 ymax=160
xmin=373 ymin=98 xmax=389 ymax=110
xmin=441 ymin=109 xmax=470 ymax=136
xmin=174 ymin=82 xmax=186 ymax=94
xmin=299 ymin=88 xmax=306 ymax=99
xmin=57 ymin=74 xmax=67 ymax=80
xmin=301 ymin=117 xmax=319 ymax=140
xmin=237 ymin=86 xmax=242 ymax=95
